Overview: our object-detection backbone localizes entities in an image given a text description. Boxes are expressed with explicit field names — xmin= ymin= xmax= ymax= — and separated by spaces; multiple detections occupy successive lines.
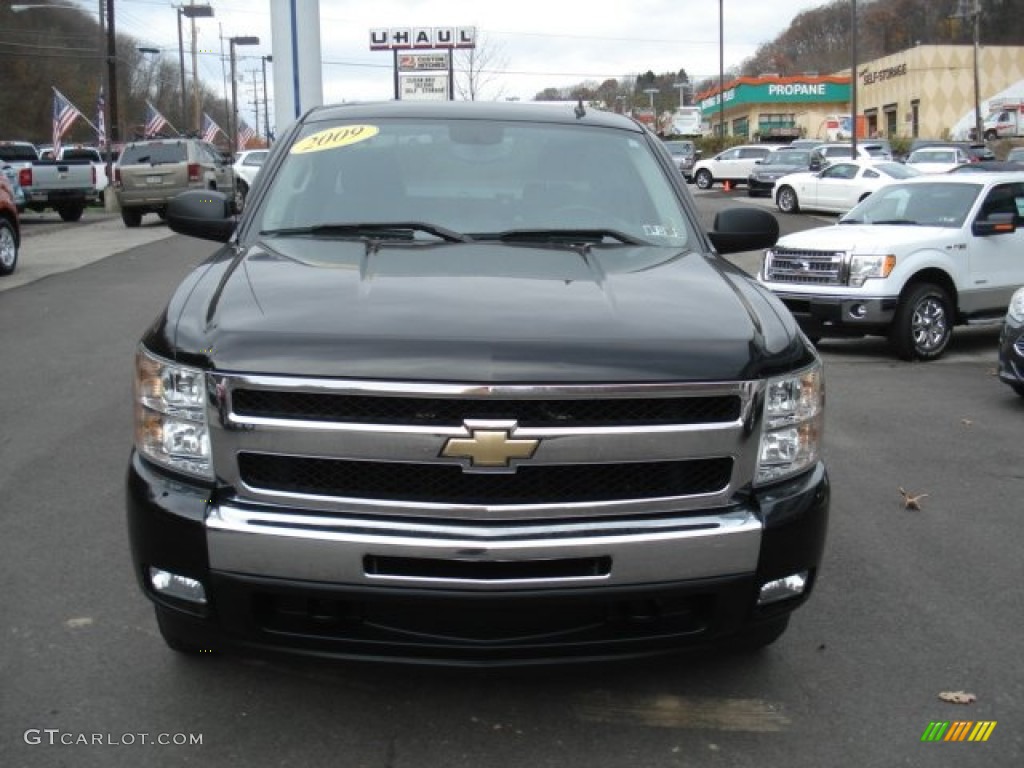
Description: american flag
xmin=52 ymin=88 xmax=83 ymax=158
xmin=144 ymin=101 xmax=170 ymax=138
xmin=237 ymin=119 xmax=256 ymax=150
xmin=201 ymin=113 xmax=222 ymax=144
xmin=96 ymin=86 xmax=106 ymax=149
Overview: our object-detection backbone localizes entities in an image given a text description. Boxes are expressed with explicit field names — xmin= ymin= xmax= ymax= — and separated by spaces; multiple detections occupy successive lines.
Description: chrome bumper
xmin=208 ymin=504 xmax=762 ymax=590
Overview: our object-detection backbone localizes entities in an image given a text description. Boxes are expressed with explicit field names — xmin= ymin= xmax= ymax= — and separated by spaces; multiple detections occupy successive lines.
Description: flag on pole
xmin=144 ymin=101 xmax=171 ymax=138
xmin=52 ymin=87 xmax=84 ymax=158
xmin=237 ymin=119 xmax=256 ymax=150
xmin=201 ymin=112 xmax=222 ymax=144
xmin=96 ymin=86 xmax=106 ymax=150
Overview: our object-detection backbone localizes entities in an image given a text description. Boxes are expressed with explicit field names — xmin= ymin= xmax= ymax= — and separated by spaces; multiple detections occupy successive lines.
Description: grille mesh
xmin=238 ymin=453 xmax=733 ymax=505
xmin=232 ymin=389 xmax=741 ymax=427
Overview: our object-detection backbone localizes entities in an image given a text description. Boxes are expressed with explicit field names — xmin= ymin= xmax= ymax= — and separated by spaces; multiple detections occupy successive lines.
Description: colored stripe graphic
xmin=969 ymin=722 xmax=997 ymax=742
xmin=921 ymin=721 xmax=996 ymax=742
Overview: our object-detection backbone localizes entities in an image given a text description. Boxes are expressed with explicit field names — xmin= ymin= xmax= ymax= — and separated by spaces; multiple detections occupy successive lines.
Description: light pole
xmin=261 ymin=55 xmax=273 ymax=143
xmin=950 ymin=0 xmax=984 ymax=141
xmin=643 ymin=87 xmax=659 ymax=113
xmin=176 ymin=4 xmax=214 ymax=136
xmin=850 ymin=0 xmax=858 ymax=157
xmin=720 ymin=0 xmax=727 ymax=139
xmin=672 ymin=81 xmax=688 ymax=108
xmin=229 ymin=35 xmax=260 ymax=156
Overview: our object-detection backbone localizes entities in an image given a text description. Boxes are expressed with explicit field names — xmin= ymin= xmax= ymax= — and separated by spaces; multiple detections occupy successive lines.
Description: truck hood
xmin=775 ymin=222 xmax=962 ymax=253
xmin=164 ymin=238 xmax=810 ymax=383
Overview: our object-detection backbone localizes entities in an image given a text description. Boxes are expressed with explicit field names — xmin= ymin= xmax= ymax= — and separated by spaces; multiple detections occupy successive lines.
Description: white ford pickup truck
xmin=759 ymin=173 xmax=1024 ymax=360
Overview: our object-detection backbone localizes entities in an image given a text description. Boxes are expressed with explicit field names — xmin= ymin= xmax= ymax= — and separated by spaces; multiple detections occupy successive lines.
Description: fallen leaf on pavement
xmin=898 ymin=487 xmax=928 ymax=510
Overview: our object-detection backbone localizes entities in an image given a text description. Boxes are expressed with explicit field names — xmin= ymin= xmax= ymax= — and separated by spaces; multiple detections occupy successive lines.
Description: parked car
xmin=1007 ymin=147 xmax=1024 ymax=163
xmin=232 ymin=148 xmax=268 ymax=205
xmin=129 ymin=100 xmax=829 ymax=664
xmin=1 ymin=163 xmax=26 ymax=213
xmin=0 ymin=167 xmax=20 ymax=276
xmin=908 ymin=140 xmax=994 ymax=163
xmin=114 ymin=138 xmax=237 ymax=227
xmin=747 ymin=148 xmax=813 ymax=197
xmin=761 ymin=174 xmax=1024 ymax=360
xmin=662 ymin=139 xmax=698 ymax=181
xmin=787 ymin=138 xmax=823 ymax=150
xmin=691 ymin=144 xmax=773 ymax=189
xmin=58 ymin=145 xmax=109 ymax=194
xmin=774 ymin=159 xmax=919 ymax=214
xmin=809 ymin=142 xmax=891 ymax=170
xmin=947 ymin=160 xmax=1024 ymax=174
xmin=997 ymin=285 xmax=1024 ymax=397
xmin=905 ymin=146 xmax=972 ymax=174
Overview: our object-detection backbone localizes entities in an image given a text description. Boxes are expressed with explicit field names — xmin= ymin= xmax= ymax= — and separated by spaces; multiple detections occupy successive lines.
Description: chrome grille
xmin=765 ymin=247 xmax=847 ymax=286
xmin=209 ymin=376 xmax=762 ymax=521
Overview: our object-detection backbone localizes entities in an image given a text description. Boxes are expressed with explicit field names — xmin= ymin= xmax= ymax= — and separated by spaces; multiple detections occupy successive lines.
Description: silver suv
xmin=114 ymin=138 xmax=236 ymax=227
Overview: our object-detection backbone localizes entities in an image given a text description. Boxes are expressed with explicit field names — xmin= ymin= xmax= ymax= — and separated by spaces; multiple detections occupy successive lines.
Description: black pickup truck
xmin=128 ymin=101 xmax=829 ymax=664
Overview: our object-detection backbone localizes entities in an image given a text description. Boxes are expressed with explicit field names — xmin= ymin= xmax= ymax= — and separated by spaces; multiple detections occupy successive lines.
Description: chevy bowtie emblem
xmin=441 ymin=425 xmax=539 ymax=470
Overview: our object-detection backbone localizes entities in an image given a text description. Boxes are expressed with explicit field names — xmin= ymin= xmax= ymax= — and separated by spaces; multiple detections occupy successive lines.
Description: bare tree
xmin=454 ymin=33 xmax=508 ymax=101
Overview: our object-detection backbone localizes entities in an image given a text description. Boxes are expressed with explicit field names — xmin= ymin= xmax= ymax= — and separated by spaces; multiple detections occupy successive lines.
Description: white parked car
xmin=691 ymin=144 xmax=773 ymax=189
xmin=232 ymin=149 xmax=268 ymax=205
xmin=905 ymin=146 xmax=971 ymax=174
xmin=774 ymin=160 xmax=919 ymax=214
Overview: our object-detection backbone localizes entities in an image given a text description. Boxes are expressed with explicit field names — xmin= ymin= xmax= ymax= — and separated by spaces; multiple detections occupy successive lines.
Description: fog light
xmin=149 ymin=567 xmax=207 ymax=604
xmin=849 ymin=303 xmax=867 ymax=319
xmin=758 ymin=571 xmax=808 ymax=605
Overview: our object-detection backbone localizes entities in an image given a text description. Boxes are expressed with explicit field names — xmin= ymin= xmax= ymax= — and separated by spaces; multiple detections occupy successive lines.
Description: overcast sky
xmin=90 ymin=0 xmax=829 ymax=122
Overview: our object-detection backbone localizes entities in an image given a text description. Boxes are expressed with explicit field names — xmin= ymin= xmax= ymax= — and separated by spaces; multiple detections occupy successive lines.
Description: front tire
xmin=0 ymin=218 xmax=18 ymax=276
xmin=723 ymin=615 xmax=790 ymax=652
xmin=155 ymin=607 xmax=218 ymax=656
xmin=776 ymin=186 xmax=800 ymax=214
xmin=695 ymin=169 xmax=713 ymax=190
xmin=889 ymin=283 xmax=953 ymax=361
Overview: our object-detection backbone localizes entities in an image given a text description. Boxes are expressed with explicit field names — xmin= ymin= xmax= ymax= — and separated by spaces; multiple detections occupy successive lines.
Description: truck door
xmin=966 ymin=181 xmax=1024 ymax=313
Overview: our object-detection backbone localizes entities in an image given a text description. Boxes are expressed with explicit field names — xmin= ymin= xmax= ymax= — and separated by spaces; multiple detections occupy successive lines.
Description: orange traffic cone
xmin=723 ymin=180 xmax=732 ymax=192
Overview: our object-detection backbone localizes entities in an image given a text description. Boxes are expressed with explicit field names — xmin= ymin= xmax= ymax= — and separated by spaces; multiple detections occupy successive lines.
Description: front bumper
xmin=747 ymin=177 xmax=780 ymax=195
xmin=997 ymin=318 xmax=1024 ymax=392
xmin=127 ymin=452 xmax=829 ymax=664
xmin=770 ymin=291 xmax=897 ymax=338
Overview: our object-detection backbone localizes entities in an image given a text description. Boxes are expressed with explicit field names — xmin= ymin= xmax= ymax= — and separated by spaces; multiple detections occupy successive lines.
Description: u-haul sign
xmin=370 ymin=27 xmax=476 ymax=50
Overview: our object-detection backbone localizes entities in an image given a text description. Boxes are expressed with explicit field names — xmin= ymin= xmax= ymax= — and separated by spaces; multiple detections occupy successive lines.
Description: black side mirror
xmin=707 ymin=207 xmax=780 ymax=254
xmin=166 ymin=189 xmax=235 ymax=243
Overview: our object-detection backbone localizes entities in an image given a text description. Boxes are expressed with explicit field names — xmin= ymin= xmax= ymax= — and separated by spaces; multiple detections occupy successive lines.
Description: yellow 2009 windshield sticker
xmin=290 ymin=125 xmax=379 ymax=154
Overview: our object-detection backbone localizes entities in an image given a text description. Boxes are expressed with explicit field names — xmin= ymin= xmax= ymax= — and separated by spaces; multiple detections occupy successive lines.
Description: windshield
xmin=255 ymin=118 xmax=694 ymax=248
xmin=119 ymin=143 xmax=187 ymax=165
xmin=0 ymin=144 xmax=37 ymax=163
xmin=761 ymin=150 xmax=810 ymax=167
xmin=841 ymin=182 xmax=981 ymax=227
xmin=874 ymin=162 xmax=920 ymax=179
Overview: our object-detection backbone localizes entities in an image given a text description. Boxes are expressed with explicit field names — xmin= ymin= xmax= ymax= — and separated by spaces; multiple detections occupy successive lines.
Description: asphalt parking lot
xmin=1 ymin=201 xmax=1020 ymax=767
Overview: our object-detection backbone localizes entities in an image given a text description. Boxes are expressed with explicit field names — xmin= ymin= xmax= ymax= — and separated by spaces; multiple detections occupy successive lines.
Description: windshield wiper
xmin=260 ymin=222 xmax=471 ymax=243
xmin=478 ymin=228 xmax=648 ymax=245
xmin=869 ymin=219 xmax=921 ymax=225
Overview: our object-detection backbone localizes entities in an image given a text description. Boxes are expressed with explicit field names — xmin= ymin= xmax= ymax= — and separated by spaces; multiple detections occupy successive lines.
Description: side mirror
xmin=166 ymin=189 xmax=236 ymax=243
xmin=973 ymin=212 xmax=1016 ymax=237
xmin=707 ymin=207 xmax=780 ymax=254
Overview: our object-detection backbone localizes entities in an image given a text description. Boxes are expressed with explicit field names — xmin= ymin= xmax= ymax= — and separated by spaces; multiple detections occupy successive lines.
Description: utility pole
xmin=247 ymin=69 xmax=261 ymax=139
xmin=191 ymin=6 xmax=200 ymax=134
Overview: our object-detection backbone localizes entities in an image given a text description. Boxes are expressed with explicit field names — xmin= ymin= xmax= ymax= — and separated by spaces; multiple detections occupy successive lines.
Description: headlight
xmin=848 ymin=254 xmax=895 ymax=287
xmin=134 ymin=347 xmax=213 ymax=479
xmin=755 ymin=363 xmax=824 ymax=486
xmin=1008 ymin=287 xmax=1024 ymax=324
